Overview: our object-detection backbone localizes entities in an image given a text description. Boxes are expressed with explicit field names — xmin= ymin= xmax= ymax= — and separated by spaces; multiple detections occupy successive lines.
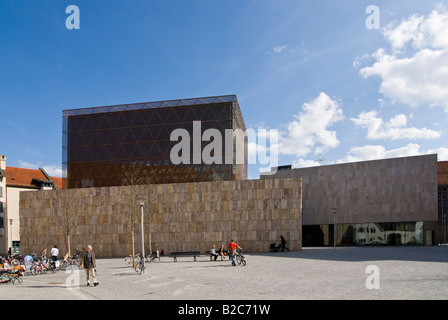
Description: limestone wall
xmin=19 ymin=178 xmax=301 ymax=257
xmin=262 ymin=155 xmax=437 ymax=225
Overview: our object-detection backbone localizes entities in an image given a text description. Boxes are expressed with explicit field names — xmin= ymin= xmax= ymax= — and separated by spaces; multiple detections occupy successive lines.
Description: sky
xmin=0 ymin=0 xmax=447 ymax=179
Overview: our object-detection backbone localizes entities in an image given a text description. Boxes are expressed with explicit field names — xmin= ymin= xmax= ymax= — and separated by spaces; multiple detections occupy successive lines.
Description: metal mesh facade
xmin=63 ymin=95 xmax=247 ymax=188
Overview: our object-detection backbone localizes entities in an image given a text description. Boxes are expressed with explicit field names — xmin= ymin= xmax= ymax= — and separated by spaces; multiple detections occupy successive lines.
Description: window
xmin=12 ymin=241 xmax=20 ymax=254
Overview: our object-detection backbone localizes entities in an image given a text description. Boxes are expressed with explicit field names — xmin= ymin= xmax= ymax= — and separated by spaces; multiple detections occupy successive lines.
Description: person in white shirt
xmin=210 ymin=244 xmax=219 ymax=261
xmin=50 ymin=245 xmax=59 ymax=263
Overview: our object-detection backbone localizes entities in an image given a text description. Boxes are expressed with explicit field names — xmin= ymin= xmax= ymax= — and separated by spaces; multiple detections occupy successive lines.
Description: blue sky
xmin=0 ymin=0 xmax=447 ymax=179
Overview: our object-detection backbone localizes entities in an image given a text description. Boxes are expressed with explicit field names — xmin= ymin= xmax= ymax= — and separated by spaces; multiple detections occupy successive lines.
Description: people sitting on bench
xmin=209 ymin=245 xmax=219 ymax=261
xmin=217 ymin=244 xmax=228 ymax=260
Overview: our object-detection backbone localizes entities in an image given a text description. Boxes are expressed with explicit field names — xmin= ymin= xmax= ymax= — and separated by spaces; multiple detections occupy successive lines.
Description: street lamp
xmin=140 ymin=200 xmax=145 ymax=273
xmin=9 ymin=219 xmax=13 ymax=254
xmin=331 ymin=208 xmax=336 ymax=252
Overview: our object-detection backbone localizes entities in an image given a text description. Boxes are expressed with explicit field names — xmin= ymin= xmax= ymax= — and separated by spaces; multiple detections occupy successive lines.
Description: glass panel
xmin=303 ymin=222 xmax=427 ymax=247
xmin=65 ymin=101 xmax=242 ymax=188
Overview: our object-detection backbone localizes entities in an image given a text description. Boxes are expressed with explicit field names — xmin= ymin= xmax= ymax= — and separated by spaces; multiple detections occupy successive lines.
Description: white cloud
xmin=359 ymin=8 xmax=448 ymax=111
xmin=292 ymin=158 xmax=321 ymax=169
xmin=351 ymin=110 xmax=441 ymax=140
xmin=383 ymin=10 xmax=448 ymax=52
xmin=339 ymin=144 xmax=448 ymax=163
xmin=17 ymin=160 xmax=38 ymax=169
xmin=339 ymin=143 xmax=421 ymax=163
xmin=427 ymin=147 xmax=448 ymax=161
xmin=41 ymin=165 xmax=64 ymax=178
xmin=277 ymin=92 xmax=344 ymax=157
xmin=272 ymin=45 xmax=288 ymax=54
xmin=17 ymin=160 xmax=63 ymax=177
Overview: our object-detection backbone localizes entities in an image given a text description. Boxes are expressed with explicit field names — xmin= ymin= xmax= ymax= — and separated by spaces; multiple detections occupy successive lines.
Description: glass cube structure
xmin=62 ymin=95 xmax=247 ymax=188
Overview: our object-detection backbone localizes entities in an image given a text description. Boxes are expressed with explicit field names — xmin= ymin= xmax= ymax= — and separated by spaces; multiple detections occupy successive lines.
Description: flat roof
xmin=63 ymin=94 xmax=238 ymax=116
xmin=62 ymin=94 xmax=246 ymax=132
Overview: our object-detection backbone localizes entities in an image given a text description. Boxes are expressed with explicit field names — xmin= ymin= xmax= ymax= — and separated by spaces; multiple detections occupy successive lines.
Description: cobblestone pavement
xmin=2 ymin=246 xmax=448 ymax=300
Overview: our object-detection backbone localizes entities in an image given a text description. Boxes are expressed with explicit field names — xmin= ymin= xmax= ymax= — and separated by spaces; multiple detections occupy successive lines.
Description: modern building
xmin=63 ymin=95 xmax=247 ymax=189
xmin=438 ymin=161 xmax=448 ymax=244
xmin=0 ymin=155 xmax=63 ymax=254
xmin=261 ymin=154 xmax=439 ymax=246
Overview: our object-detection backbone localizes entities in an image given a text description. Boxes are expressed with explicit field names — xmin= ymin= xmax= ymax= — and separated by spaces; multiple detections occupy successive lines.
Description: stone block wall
xmin=19 ymin=178 xmax=301 ymax=257
xmin=262 ymin=155 xmax=438 ymax=225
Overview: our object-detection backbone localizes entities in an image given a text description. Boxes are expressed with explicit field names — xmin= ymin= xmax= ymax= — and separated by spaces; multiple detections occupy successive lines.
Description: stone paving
xmin=2 ymin=246 xmax=448 ymax=300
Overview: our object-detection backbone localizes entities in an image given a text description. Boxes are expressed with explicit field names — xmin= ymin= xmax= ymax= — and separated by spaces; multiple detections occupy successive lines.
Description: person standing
xmin=50 ymin=245 xmax=59 ymax=262
xmin=80 ymin=245 xmax=99 ymax=286
xmin=228 ymin=239 xmax=242 ymax=266
xmin=41 ymin=247 xmax=47 ymax=264
xmin=280 ymin=235 xmax=289 ymax=252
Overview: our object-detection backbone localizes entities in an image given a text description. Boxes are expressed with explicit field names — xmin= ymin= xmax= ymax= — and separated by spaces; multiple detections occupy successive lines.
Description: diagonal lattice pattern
xmin=63 ymin=95 xmax=247 ymax=188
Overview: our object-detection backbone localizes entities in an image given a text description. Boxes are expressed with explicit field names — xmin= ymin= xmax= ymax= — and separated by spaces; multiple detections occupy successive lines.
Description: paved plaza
xmin=2 ymin=246 xmax=448 ymax=300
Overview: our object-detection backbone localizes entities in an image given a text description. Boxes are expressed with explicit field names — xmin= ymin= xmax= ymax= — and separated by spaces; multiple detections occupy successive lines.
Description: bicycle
xmin=146 ymin=251 xmax=160 ymax=263
xmin=125 ymin=254 xmax=141 ymax=267
xmin=235 ymin=250 xmax=247 ymax=266
xmin=134 ymin=253 xmax=146 ymax=275
xmin=1 ymin=255 xmax=20 ymax=267
xmin=59 ymin=253 xmax=81 ymax=271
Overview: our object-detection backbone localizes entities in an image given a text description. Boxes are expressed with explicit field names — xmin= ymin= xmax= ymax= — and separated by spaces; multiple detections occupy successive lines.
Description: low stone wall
xmin=19 ymin=178 xmax=302 ymax=257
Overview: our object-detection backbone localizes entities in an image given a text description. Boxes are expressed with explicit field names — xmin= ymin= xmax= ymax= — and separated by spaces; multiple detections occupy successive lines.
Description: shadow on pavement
xmin=251 ymin=246 xmax=448 ymax=263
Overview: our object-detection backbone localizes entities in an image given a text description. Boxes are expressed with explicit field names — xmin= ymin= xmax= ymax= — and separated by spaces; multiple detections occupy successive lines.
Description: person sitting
xmin=209 ymin=245 xmax=219 ymax=261
xmin=217 ymin=244 xmax=227 ymax=261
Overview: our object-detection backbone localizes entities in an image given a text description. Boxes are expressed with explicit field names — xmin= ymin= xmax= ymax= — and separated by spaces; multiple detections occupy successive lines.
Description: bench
xmin=169 ymin=251 xmax=201 ymax=262
xmin=0 ymin=265 xmax=25 ymax=284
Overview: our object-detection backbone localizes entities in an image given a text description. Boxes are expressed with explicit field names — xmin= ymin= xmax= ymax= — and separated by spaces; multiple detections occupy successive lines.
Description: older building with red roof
xmin=0 ymin=155 xmax=64 ymax=254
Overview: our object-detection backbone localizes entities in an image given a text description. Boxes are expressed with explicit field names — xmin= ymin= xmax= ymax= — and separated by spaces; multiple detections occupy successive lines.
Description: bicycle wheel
xmin=125 ymin=256 xmax=133 ymax=266
xmin=134 ymin=262 xmax=145 ymax=275
xmin=236 ymin=254 xmax=242 ymax=265
xmin=241 ymin=257 xmax=246 ymax=266
xmin=30 ymin=265 xmax=39 ymax=275
xmin=59 ymin=260 xmax=67 ymax=271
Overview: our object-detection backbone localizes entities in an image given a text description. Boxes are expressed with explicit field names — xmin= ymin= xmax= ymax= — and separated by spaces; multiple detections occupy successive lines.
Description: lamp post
xmin=9 ymin=219 xmax=13 ymax=254
xmin=331 ymin=208 xmax=336 ymax=252
xmin=140 ymin=200 xmax=145 ymax=273
xmin=443 ymin=189 xmax=446 ymax=245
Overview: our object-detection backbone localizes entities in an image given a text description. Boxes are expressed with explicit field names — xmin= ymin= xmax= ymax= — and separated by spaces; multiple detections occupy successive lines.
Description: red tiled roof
xmin=3 ymin=167 xmax=57 ymax=189
xmin=51 ymin=176 xmax=65 ymax=190
xmin=439 ymin=161 xmax=448 ymax=186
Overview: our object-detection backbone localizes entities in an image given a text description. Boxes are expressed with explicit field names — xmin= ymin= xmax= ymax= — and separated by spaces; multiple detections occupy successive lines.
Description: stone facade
xmin=262 ymin=154 xmax=438 ymax=225
xmin=19 ymin=178 xmax=302 ymax=257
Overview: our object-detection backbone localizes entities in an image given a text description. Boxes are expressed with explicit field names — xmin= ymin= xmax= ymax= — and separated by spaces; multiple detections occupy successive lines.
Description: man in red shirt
xmin=228 ymin=239 xmax=242 ymax=266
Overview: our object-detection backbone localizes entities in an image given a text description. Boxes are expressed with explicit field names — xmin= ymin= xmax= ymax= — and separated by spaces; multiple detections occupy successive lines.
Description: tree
xmin=120 ymin=162 xmax=158 ymax=264
xmin=53 ymin=189 xmax=77 ymax=256
xmin=142 ymin=187 xmax=159 ymax=255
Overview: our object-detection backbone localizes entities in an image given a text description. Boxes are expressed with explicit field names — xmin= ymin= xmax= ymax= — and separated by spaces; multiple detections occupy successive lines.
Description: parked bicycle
xmin=146 ymin=251 xmax=160 ymax=263
xmin=134 ymin=253 xmax=146 ymax=275
xmin=59 ymin=252 xmax=81 ymax=271
xmin=125 ymin=254 xmax=141 ymax=267
xmin=0 ymin=255 xmax=20 ymax=267
xmin=235 ymin=250 xmax=247 ymax=266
